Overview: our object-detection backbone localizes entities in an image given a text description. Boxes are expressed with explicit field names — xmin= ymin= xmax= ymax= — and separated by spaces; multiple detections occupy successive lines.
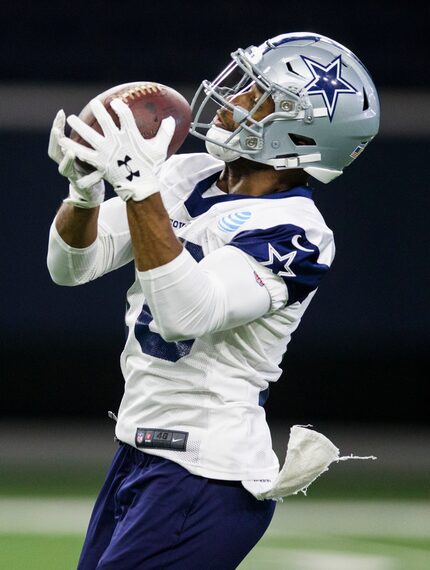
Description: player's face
xmin=213 ymin=84 xmax=274 ymax=132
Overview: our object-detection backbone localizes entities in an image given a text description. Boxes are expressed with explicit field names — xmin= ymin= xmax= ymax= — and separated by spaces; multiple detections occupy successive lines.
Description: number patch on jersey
xmin=134 ymin=303 xmax=195 ymax=362
xmin=135 ymin=428 xmax=188 ymax=451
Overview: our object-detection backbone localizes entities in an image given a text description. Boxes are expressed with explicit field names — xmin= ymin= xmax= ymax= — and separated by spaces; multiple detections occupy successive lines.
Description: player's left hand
xmin=60 ymin=99 xmax=175 ymax=202
xmin=48 ymin=110 xmax=105 ymax=209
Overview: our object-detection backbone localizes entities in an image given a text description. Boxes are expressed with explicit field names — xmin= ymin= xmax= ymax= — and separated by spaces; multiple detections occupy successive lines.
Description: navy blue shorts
xmin=77 ymin=443 xmax=276 ymax=569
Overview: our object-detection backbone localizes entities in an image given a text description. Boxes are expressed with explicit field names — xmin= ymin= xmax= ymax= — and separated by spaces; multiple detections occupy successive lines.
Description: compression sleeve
xmin=137 ymin=245 xmax=285 ymax=341
xmin=47 ymin=197 xmax=133 ymax=286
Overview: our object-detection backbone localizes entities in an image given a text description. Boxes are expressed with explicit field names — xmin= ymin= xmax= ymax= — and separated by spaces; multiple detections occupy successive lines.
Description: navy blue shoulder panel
xmin=229 ymin=224 xmax=330 ymax=305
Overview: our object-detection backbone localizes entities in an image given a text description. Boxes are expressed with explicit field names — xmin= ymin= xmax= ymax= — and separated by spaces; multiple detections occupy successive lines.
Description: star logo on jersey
xmin=301 ymin=55 xmax=357 ymax=121
xmin=260 ymin=243 xmax=296 ymax=278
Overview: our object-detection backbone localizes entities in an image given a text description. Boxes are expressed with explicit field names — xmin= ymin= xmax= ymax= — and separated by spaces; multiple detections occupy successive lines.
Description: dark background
xmin=1 ymin=2 xmax=428 ymax=425
xmin=2 ymin=1 xmax=428 ymax=88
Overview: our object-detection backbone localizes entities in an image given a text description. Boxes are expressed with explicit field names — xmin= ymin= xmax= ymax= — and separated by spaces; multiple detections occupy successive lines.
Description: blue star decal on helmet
xmin=301 ymin=55 xmax=357 ymax=121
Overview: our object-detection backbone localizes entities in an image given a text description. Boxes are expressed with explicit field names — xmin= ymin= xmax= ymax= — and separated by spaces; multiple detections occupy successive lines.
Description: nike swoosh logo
xmin=172 ymin=438 xmax=183 ymax=443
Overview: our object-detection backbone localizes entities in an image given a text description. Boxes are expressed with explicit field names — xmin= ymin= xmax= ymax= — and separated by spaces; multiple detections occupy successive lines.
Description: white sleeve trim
xmin=137 ymin=246 xmax=272 ymax=341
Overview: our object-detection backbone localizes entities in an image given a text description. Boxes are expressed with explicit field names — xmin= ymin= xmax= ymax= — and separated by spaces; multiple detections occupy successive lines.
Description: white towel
xmin=242 ymin=425 xmax=376 ymax=501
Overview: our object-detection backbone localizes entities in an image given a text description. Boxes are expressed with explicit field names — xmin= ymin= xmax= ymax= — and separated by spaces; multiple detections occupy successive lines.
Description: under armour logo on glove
xmin=60 ymin=98 xmax=175 ymax=202
xmin=117 ymin=155 xmax=140 ymax=181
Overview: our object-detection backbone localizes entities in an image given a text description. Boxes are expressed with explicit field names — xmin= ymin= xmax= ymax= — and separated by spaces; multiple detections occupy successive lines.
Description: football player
xmin=47 ymin=32 xmax=379 ymax=569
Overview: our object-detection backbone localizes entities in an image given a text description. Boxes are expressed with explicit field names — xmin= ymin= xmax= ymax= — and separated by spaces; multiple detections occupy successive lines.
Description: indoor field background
xmin=1 ymin=2 xmax=429 ymax=569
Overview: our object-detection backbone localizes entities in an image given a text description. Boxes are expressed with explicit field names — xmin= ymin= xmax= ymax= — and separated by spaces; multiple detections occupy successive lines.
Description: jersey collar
xmin=184 ymin=171 xmax=314 ymax=218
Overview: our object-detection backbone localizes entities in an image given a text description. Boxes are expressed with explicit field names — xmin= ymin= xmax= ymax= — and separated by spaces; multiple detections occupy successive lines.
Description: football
xmin=70 ymin=81 xmax=192 ymax=170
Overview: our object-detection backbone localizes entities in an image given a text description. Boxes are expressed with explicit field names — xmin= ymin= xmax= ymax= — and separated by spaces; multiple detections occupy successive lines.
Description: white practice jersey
xmin=49 ymin=152 xmax=335 ymax=483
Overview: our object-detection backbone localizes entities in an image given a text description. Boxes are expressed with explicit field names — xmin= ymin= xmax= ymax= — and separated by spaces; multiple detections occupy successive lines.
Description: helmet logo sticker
xmin=301 ymin=55 xmax=357 ymax=121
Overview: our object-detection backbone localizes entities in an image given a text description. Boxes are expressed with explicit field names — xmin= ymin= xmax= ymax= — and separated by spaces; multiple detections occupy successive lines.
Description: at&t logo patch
xmin=217 ymin=211 xmax=252 ymax=232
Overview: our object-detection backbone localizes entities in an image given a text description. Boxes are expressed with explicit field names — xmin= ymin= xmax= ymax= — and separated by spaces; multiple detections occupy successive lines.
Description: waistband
xmin=118 ymin=441 xmax=242 ymax=487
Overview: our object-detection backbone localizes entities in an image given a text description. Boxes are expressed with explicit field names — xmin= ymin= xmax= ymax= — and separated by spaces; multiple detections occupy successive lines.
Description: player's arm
xmin=48 ymin=108 xmax=105 ymax=247
xmin=106 ymin=119 xmax=273 ymax=337
xmin=57 ymin=98 xmax=183 ymax=273
xmin=47 ymin=108 xmax=134 ymax=285
xmin=135 ymin=217 xmax=336 ymax=341
xmin=137 ymin=244 xmax=281 ymax=341
xmin=126 ymin=195 xmax=182 ymax=270
xmin=57 ymin=98 xmax=280 ymax=331
xmin=124 ymin=195 xmax=282 ymax=339
xmin=54 ymin=202 xmax=99 ymax=248
xmin=47 ymin=197 xmax=132 ymax=286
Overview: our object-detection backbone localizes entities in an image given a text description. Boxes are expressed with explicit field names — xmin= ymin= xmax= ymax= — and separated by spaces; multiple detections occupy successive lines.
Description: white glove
xmin=48 ymin=110 xmax=105 ymax=209
xmin=59 ymin=99 xmax=175 ymax=202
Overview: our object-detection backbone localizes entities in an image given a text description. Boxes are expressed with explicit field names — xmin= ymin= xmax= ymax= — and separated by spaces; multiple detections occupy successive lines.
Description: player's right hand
xmin=60 ymin=99 xmax=175 ymax=203
xmin=48 ymin=110 xmax=105 ymax=209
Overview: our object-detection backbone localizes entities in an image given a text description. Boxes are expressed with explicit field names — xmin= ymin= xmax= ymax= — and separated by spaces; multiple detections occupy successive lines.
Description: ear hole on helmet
xmin=286 ymin=61 xmax=305 ymax=78
xmin=288 ymin=133 xmax=316 ymax=145
xmin=362 ymin=88 xmax=369 ymax=111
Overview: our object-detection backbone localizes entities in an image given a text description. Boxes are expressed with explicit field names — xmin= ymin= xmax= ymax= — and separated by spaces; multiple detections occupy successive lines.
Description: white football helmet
xmin=190 ymin=32 xmax=380 ymax=183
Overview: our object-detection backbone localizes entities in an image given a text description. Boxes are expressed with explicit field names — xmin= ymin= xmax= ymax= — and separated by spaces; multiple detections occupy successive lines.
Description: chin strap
xmin=254 ymin=152 xmax=322 ymax=170
xmin=205 ymin=125 xmax=342 ymax=184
